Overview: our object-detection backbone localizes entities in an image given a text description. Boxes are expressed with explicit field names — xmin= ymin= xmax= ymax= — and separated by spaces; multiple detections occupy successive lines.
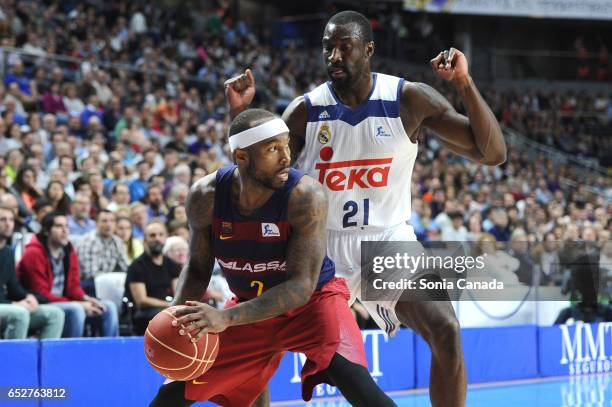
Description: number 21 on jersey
xmin=342 ymin=199 xmax=370 ymax=228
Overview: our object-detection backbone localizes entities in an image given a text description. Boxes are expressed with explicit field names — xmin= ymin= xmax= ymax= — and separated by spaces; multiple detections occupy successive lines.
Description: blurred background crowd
xmin=0 ymin=0 xmax=609 ymax=338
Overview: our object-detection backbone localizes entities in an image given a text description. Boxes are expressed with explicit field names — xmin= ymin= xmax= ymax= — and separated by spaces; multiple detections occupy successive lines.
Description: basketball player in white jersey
xmin=225 ymin=10 xmax=506 ymax=407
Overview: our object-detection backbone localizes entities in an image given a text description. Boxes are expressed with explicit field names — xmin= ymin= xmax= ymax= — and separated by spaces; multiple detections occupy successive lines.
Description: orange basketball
xmin=144 ymin=306 xmax=220 ymax=381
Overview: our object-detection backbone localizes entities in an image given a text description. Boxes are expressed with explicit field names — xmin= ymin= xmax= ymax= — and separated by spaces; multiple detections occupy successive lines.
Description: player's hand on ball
xmin=172 ymin=301 xmax=230 ymax=340
xmin=430 ymin=47 xmax=469 ymax=85
xmin=224 ymin=68 xmax=255 ymax=113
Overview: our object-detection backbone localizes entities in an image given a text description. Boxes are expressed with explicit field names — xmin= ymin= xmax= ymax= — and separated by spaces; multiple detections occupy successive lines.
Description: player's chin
xmin=328 ymin=75 xmax=350 ymax=88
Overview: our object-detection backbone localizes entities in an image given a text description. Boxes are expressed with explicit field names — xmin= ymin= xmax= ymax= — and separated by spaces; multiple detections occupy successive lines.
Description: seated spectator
xmin=488 ymin=209 xmax=512 ymax=242
xmin=107 ymin=183 xmax=131 ymax=213
xmin=13 ymin=165 xmax=43 ymax=212
xmin=162 ymin=236 xmax=188 ymax=267
xmin=531 ymin=232 xmax=561 ymax=286
xmin=116 ymin=216 xmax=144 ymax=263
xmin=166 ymin=204 xmax=187 ymax=225
xmin=441 ymin=211 xmax=468 ymax=241
xmin=129 ymin=202 xmax=148 ymax=239
xmin=125 ymin=220 xmax=180 ymax=335
xmin=17 ymin=211 xmax=118 ymax=338
xmin=508 ymin=228 xmax=536 ymax=285
xmin=76 ymin=210 xmax=129 ymax=297
xmin=45 ymin=180 xmax=72 ymax=215
xmin=0 ymin=204 xmax=64 ymax=339
xmin=167 ymin=220 xmax=189 ymax=242
xmin=28 ymin=198 xmax=53 ymax=234
xmin=68 ymin=192 xmax=96 ymax=239
xmin=144 ymin=184 xmax=167 ymax=221
xmin=42 ymin=83 xmax=67 ymax=116
xmin=129 ymin=160 xmax=150 ymax=203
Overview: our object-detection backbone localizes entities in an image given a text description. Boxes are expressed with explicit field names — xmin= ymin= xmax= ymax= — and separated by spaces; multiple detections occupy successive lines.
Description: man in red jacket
xmin=17 ymin=211 xmax=118 ymax=337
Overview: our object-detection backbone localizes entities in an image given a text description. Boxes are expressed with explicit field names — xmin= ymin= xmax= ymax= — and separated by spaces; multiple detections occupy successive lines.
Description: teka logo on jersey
xmin=315 ymin=155 xmax=393 ymax=191
xmin=560 ymin=322 xmax=612 ymax=375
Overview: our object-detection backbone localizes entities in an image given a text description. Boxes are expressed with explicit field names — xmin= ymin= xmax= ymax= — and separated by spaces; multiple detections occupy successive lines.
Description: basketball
xmin=144 ymin=306 xmax=220 ymax=381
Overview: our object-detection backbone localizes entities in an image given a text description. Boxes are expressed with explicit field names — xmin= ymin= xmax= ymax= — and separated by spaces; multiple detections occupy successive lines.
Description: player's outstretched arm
xmin=402 ymin=47 xmax=506 ymax=166
xmin=172 ymin=173 xmax=216 ymax=306
xmin=224 ymin=69 xmax=256 ymax=120
xmin=282 ymin=96 xmax=308 ymax=165
xmin=223 ymin=176 xmax=328 ymax=326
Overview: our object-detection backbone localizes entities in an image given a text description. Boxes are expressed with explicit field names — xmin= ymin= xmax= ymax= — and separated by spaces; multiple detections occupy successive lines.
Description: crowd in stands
xmin=0 ymin=1 xmax=610 ymax=339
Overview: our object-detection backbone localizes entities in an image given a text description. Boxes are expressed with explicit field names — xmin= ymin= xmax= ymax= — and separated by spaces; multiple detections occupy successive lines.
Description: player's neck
xmin=234 ymin=175 xmax=275 ymax=217
xmin=333 ymin=71 xmax=373 ymax=108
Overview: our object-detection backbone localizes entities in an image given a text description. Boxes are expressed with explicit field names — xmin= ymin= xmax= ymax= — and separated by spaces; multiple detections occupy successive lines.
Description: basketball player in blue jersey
xmin=225 ymin=11 xmax=507 ymax=407
xmin=149 ymin=108 xmax=396 ymax=407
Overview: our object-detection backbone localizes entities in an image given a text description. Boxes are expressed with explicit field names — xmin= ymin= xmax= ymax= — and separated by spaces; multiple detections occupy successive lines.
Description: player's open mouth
xmin=277 ymin=168 xmax=289 ymax=180
xmin=328 ymin=67 xmax=346 ymax=79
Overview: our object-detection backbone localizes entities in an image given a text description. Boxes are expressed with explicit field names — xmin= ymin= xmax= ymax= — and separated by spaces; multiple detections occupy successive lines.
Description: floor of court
xmin=270 ymin=374 xmax=612 ymax=406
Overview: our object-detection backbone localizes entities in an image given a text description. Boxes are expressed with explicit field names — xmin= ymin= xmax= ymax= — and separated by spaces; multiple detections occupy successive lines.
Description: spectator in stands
xmin=129 ymin=160 xmax=150 ymax=203
xmin=162 ymin=236 xmax=188 ymax=267
xmin=28 ymin=198 xmax=53 ymax=235
xmin=441 ymin=211 xmax=468 ymax=241
xmin=45 ymin=180 xmax=71 ymax=215
xmin=129 ymin=202 xmax=148 ymax=239
xmin=508 ymin=228 xmax=536 ymax=285
xmin=125 ymin=220 xmax=180 ymax=335
xmin=488 ymin=209 xmax=512 ymax=242
xmin=144 ymin=184 xmax=167 ymax=221
xmin=76 ymin=210 xmax=128 ymax=296
xmin=67 ymin=192 xmax=96 ymax=238
xmin=0 ymin=204 xmax=64 ymax=339
xmin=531 ymin=232 xmax=561 ymax=286
xmin=107 ymin=183 xmax=130 ymax=213
xmin=17 ymin=211 xmax=118 ymax=337
xmin=466 ymin=213 xmax=484 ymax=241
xmin=4 ymin=60 xmax=32 ymax=98
xmin=12 ymin=165 xmax=43 ymax=212
xmin=116 ymin=216 xmax=144 ymax=263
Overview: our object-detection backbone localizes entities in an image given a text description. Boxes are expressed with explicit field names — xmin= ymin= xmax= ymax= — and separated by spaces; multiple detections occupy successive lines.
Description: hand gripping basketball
xmin=144 ymin=306 xmax=220 ymax=381
xmin=172 ymin=300 xmax=231 ymax=341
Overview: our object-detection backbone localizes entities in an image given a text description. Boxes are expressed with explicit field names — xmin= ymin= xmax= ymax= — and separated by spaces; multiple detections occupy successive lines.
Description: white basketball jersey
xmin=295 ymin=73 xmax=418 ymax=231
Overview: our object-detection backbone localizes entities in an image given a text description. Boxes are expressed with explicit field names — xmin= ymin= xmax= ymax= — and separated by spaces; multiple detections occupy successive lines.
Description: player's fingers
xmin=180 ymin=320 xmax=204 ymax=336
xmin=193 ymin=328 xmax=209 ymax=342
xmin=184 ymin=301 xmax=203 ymax=307
xmin=447 ymin=48 xmax=456 ymax=68
xmin=172 ymin=305 xmax=199 ymax=318
xmin=430 ymin=52 xmax=444 ymax=69
xmin=443 ymin=50 xmax=450 ymax=68
xmin=245 ymin=68 xmax=255 ymax=85
xmin=223 ymin=75 xmax=240 ymax=89
xmin=173 ymin=312 xmax=200 ymax=326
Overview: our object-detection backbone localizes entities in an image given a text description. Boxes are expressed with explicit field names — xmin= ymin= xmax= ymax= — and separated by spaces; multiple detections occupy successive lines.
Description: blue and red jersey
xmin=211 ymin=166 xmax=335 ymax=301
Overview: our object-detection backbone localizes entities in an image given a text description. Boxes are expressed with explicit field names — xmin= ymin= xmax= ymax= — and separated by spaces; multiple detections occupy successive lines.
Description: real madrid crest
xmin=318 ymin=124 xmax=332 ymax=145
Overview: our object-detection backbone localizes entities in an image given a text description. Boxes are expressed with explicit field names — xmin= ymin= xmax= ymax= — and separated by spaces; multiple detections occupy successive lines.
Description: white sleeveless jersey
xmin=295 ymin=73 xmax=418 ymax=232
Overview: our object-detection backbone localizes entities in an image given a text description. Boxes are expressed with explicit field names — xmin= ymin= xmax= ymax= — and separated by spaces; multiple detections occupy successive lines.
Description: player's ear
xmin=234 ymin=149 xmax=249 ymax=166
xmin=365 ymin=41 xmax=375 ymax=59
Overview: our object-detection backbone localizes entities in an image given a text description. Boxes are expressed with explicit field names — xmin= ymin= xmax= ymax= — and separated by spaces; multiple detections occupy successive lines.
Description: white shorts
xmin=327 ymin=222 xmax=424 ymax=337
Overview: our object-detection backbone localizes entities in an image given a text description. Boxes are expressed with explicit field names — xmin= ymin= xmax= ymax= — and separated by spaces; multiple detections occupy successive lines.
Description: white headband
xmin=229 ymin=118 xmax=289 ymax=152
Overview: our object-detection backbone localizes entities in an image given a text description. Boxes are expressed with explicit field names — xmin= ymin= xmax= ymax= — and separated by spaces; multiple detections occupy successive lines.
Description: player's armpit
xmin=223 ymin=176 xmax=328 ymax=326
xmin=282 ymin=96 xmax=308 ymax=165
xmin=173 ymin=174 xmax=216 ymax=306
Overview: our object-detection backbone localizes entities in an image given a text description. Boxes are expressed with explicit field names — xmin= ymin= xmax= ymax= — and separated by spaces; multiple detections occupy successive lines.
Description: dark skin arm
xmin=171 ymin=172 xmax=217 ymax=306
xmin=173 ymin=176 xmax=329 ymax=341
xmin=402 ymin=47 xmax=506 ymax=166
xmin=226 ymin=47 xmax=506 ymax=167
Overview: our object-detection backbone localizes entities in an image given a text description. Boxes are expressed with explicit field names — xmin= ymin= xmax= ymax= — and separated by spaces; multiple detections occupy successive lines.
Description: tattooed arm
xmin=223 ymin=175 xmax=328 ymax=326
xmin=172 ymin=172 xmax=216 ymax=305
xmin=173 ymin=175 xmax=328 ymax=338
